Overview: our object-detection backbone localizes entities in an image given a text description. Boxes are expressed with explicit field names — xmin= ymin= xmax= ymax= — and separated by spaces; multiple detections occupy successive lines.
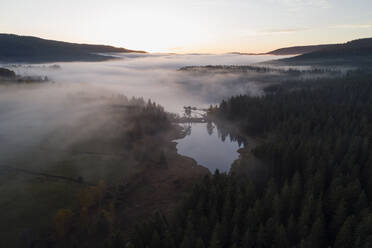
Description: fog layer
xmin=4 ymin=53 xmax=289 ymax=113
xmin=0 ymin=53 xmax=289 ymax=170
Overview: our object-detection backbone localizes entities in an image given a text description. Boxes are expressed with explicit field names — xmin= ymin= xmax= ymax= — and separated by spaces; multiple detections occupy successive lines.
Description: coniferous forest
xmin=130 ymin=71 xmax=372 ymax=248
xmin=2 ymin=1 xmax=372 ymax=246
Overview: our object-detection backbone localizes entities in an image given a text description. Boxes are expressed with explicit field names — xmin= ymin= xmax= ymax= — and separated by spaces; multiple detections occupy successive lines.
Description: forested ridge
xmin=279 ymin=38 xmax=372 ymax=65
xmin=0 ymin=34 xmax=146 ymax=63
xmin=130 ymin=71 xmax=372 ymax=248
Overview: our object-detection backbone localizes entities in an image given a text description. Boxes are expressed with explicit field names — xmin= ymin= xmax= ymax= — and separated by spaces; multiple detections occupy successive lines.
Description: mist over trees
xmin=49 ymin=98 xmax=179 ymax=248
xmin=3 ymin=35 xmax=372 ymax=247
xmin=130 ymin=71 xmax=372 ymax=248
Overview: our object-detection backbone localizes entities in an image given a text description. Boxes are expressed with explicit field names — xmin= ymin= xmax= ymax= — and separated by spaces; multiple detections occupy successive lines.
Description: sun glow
xmin=1 ymin=0 xmax=372 ymax=53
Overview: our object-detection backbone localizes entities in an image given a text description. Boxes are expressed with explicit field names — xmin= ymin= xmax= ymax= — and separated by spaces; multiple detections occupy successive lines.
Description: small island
xmin=0 ymin=67 xmax=50 ymax=83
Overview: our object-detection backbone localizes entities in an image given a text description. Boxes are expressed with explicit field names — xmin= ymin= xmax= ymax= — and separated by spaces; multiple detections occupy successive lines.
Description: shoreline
xmin=93 ymin=123 xmax=210 ymax=238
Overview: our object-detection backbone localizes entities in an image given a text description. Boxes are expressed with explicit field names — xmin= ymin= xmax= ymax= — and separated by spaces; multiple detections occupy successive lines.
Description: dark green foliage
xmin=179 ymin=65 xmax=341 ymax=77
xmin=159 ymin=150 xmax=168 ymax=168
xmin=334 ymin=216 xmax=355 ymax=248
xmin=131 ymin=72 xmax=372 ymax=247
xmin=125 ymin=98 xmax=172 ymax=144
xmin=0 ymin=67 xmax=16 ymax=78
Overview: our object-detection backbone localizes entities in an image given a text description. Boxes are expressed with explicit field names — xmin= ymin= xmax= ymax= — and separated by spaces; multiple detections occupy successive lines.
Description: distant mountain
xmin=228 ymin=52 xmax=266 ymax=55
xmin=268 ymin=44 xmax=340 ymax=55
xmin=278 ymin=37 xmax=372 ymax=65
xmin=230 ymin=43 xmax=340 ymax=56
xmin=0 ymin=34 xmax=146 ymax=63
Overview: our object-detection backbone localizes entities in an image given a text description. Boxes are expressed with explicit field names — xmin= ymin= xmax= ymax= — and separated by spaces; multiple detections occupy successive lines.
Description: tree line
xmin=130 ymin=71 xmax=372 ymax=248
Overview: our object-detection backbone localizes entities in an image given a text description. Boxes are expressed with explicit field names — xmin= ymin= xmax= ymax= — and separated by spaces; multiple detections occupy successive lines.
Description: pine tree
xmin=180 ymin=235 xmax=193 ymax=248
xmin=159 ymin=150 xmax=168 ymax=168
xmin=330 ymin=199 xmax=347 ymax=238
xmin=230 ymin=225 xmax=240 ymax=246
xmin=151 ymin=230 xmax=162 ymax=248
xmin=298 ymin=203 xmax=311 ymax=239
xmin=195 ymin=237 xmax=206 ymax=248
xmin=229 ymin=243 xmax=238 ymax=248
xmin=308 ymin=216 xmax=325 ymax=248
xmin=287 ymin=214 xmax=297 ymax=245
xmin=209 ymin=225 xmax=222 ymax=248
xmin=334 ymin=216 xmax=355 ymax=248
xmin=354 ymin=213 xmax=372 ymax=247
xmin=256 ymin=224 xmax=266 ymax=248
xmin=274 ymin=224 xmax=289 ymax=248
xmin=180 ymin=216 xmax=196 ymax=248
xmin=290 ymin=171 xmax=302 ymax=215
xmin=242 ymin=229 xmax=254 ymax=248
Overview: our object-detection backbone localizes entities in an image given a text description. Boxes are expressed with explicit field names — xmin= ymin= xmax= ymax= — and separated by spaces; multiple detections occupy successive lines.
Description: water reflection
xmin=175 ymin=122 xmax=243 ymax=173
xmin=206 ymin=122 xmax=214 ymax=135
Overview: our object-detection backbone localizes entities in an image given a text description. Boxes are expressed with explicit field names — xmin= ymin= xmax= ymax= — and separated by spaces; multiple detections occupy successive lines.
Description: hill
xmin=268 ymin=44 xmax=340 ymax=55
xmin=278 ymin=37 xmax=372 ymax=65
xmin=0 ymin=34 xmax=146 ymax=63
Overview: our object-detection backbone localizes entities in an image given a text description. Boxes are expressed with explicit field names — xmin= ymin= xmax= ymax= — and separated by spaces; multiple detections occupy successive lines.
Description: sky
xmin=1 ymin=0 xmax=372 ymax=53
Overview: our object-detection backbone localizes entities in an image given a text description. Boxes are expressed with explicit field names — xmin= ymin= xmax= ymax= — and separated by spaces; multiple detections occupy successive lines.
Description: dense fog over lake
xmin=0 ymin=53 xmax=292 ymax=173
xmin=2 ymin=53 xmax=289 ymax=113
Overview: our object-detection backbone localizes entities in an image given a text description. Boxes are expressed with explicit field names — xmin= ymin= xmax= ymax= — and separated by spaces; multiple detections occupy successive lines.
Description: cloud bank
xmin=0 ymin=53 xmax=285 ymax=170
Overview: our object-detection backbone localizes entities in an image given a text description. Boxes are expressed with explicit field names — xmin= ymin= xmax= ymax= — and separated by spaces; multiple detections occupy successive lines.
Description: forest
xmin=129 ymin=71 xmax=372 ymax=248
xmin=2 ymin=0 xmax=372 ymax=246
xmin=46 ymin=97 xmax=209 ymax=248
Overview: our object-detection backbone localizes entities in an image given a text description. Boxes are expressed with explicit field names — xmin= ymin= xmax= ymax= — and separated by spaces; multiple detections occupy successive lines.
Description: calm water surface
xmin=174 ymin=123 xmax=242 ymax=173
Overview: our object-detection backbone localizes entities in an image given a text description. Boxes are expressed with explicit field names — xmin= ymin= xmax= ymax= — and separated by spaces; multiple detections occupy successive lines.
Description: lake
xmin=174 ymin=122 xmax=243 ymax=173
